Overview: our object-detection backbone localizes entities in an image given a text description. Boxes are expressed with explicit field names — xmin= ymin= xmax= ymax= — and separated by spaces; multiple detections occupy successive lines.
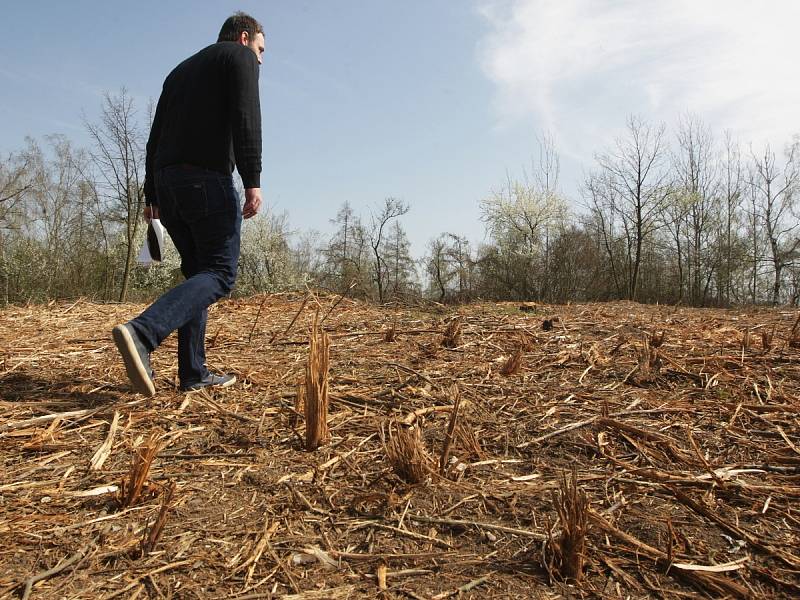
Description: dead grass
xmin=1 ymin=295 xmax=800 ymax=598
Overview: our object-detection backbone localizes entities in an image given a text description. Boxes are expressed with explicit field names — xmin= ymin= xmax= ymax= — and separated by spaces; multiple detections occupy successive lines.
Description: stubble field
xmin=1 ymin=295 xmax=799 ymax=599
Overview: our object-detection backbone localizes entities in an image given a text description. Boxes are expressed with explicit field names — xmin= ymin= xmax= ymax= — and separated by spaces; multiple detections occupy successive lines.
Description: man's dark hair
xmin=217 ymin=12 xmax=263 ymax=43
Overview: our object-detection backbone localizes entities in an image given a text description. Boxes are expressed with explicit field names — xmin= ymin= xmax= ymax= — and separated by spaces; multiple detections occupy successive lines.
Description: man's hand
xmin=243 ymin=187 xmax=262 ymax=219
xmin=144 ymin=205 xmax=160 ymax=222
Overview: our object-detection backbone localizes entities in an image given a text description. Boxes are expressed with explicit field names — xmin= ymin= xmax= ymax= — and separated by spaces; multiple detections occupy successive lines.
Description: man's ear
xmin=238 ymin=31 xmax=249 ymax=45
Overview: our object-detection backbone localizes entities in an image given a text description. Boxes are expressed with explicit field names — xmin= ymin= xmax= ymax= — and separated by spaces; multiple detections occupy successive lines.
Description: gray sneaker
xmin=112 ymin=323 xmax=155 ymax=397
xmin=181 ymin=373 xmax=236 ymax=392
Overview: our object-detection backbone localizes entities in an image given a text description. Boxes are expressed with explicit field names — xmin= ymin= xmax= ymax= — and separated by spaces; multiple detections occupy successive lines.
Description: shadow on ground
xmin=0 ymin=370 xmax=125 ymax=408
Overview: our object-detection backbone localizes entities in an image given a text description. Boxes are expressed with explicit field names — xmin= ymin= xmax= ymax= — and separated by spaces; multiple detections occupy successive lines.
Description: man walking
xmin=113 ymin=12 xmax=265 ymax=395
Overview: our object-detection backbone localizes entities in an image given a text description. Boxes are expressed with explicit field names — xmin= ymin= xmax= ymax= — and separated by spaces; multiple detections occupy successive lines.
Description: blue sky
xmin=2 ymin=1 xmax=799 ymax=256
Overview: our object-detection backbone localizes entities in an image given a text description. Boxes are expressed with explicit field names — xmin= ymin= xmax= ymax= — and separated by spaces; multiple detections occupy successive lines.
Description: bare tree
xmin=748 ymin=141 xmax=800 ymax=305
xmin=423 ymin=233 xmax=473 ymax=302
xmin=323 ymin=202 xmax=369 ymax=294
xmin=548 ymin=225 xmax=600 ymax=301
xmin=368 ymin=198 xmax=409 ymax=303
xmin=0 ymin=151 xmax=33 ymax=208
xmin=594 ymin=116 xmax=672 ymax=300
xmin=0 ymin=137 xmax=114 ymax=302
xmin=718 ymin=131 xmax=745 ymax=304
xmin=447 ymin=234 xmax=473 ymax=300
xmin=384 ymin=220 xmax=416 ymax=298
xmin=85 ymin=89 xmax=148 ymax=301
xmin=667 ymin=114 xmax=720 ymax=305
xmin=425 ymin=234 xmax=450 ymax=302
xmin=532 ymin=132 xmax=561 ymax=197
xmin=660 ymin=189 xmax=690 ymax=303
xmin=26 ymin=137 xmax=96 ymax=296
xmin=583 ymin=172 xmax=626 ymax=299
xmin=0 ymin=149 xmax=35 ymax=303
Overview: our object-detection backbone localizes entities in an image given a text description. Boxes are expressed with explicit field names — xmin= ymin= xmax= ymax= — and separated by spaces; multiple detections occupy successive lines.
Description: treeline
xmin=2 ymin=93 xmax=799 ymax=306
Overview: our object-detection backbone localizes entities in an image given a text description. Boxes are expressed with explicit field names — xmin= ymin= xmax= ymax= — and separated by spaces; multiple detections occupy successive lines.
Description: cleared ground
xmin=1 ymin=295 xmax=799 ymax=599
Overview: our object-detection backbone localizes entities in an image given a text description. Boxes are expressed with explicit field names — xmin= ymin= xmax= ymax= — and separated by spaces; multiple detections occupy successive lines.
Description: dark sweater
xmin=144 ymin=42 xmax=262 ymax=205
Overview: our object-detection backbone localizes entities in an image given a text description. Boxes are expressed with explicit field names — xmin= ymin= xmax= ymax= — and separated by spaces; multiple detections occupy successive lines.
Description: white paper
xmin=137 ymin=218 xmax=166 ymax=266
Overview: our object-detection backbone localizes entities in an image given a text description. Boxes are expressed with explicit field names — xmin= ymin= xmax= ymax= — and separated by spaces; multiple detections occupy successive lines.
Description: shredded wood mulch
xmin=1 ymin=294 xmax=799 ymax=599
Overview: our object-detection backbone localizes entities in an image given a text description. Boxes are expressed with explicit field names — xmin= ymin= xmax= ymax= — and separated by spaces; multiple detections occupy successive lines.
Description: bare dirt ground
xmin=1 ymin=295 xmax=799 ymax=599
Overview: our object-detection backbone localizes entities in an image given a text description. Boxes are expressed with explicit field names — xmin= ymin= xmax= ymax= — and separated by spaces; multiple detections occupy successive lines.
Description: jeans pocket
xmin=169 ymin=175 xmax=238 ymax=227
xmin=171 ymin=182 xmax=209 ymax=224
xmin=204 ymin=178 xmax=238 ymax=217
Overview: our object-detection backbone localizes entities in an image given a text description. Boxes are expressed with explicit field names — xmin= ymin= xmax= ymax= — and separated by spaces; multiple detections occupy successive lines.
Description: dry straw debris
xmin=384 ymin=422 xmax=433 ymax=484
xmin=440 ymin=316 xmax=462 ymax=348
xmin=499 ymin=347 xmax=523 ymax=375
xmin=438 ymin=384 xmax=461 ymax=474
xmin=118 ymin=434 xmax=160 ymax=508
xmin=789 ymin=313 xmax=800 ymax=348
xmin=383 ymin=315 xmax=398 ymax=342
xmin=1 ymin=296 xmax=800 ymax=598
xmin=140 ymin=480 xmax=176 ymax=557
xmin=303 ymin=312 xmax=330 ymax=451
xmin=546 ymin=467 xmax=589 ymax=583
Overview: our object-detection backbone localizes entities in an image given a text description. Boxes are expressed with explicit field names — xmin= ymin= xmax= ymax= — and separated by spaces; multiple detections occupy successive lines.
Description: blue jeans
xmin=131 ymin=166 xmax=242 ymax=387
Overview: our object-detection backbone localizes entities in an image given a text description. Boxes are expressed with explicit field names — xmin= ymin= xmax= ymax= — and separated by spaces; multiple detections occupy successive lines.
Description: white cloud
xmin=477 ymin=0 xmax=800 ymax=162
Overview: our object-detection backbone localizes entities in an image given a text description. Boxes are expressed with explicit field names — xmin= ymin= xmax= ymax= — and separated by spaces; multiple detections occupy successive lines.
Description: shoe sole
xmin=183 ymin=375 xmax=237 ymax=392
xmin=112 ymin=325 xmax=156 ymax=397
